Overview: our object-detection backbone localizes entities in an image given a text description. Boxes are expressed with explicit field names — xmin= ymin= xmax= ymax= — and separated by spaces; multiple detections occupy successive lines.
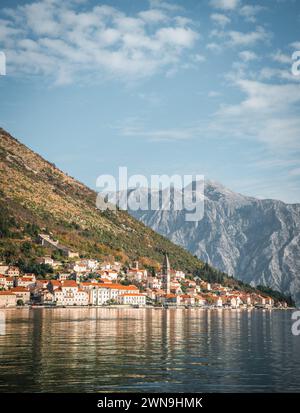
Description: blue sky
xmin=0 ymin=0 xmax=300 ymax=202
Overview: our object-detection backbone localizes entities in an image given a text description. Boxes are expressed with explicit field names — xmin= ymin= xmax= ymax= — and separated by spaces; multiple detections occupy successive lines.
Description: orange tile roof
xmin=99 ymin=278 xmax=113 ymax=284
xmin=102 ymin=284 xmax=138 ymax=290
xmin=50 ymin=280 xmax=62 ymax=286
xmin=165 ymin=293 xmax=177 ymax=298
xmin=128 ymin=268 xmax=143 ymax=273
xmin=119 ymin=293 xmax=144 ymax=297
xmin=11 ymin=287 xmax=30 ymax=292
xmin=62 ymin=280 xmax=78 ymax=287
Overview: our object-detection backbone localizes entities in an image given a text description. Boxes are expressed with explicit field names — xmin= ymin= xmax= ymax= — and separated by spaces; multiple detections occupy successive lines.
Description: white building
xmin=180 ymin=295 xmax=195 ymax=306
xmin=147 ymin=277 xmax=161 ymax=290
xmin=17 ymin=277 xmax=35 ymax=289
xmin=36 ymin=280 xmax=49 ymax=290
xmin=71 ymin=263 xmax=88 ymax=273
xmin=2 ymin=277 xmax=14 ymax=289
xmin=0 ymin=291 xmax=17 ymax=307
xmin=127 ymin=264 xmax=148 ymax=282
xmin=99 ymin=262 xmax=112 ymax=270
xmin=40 ymin=289 xmax=55 ymax=305
xmin=54 ymin=281 xmax=89 ymax=306
xmin=216 ymin=297 xmax=223 ymax=307
xmin=174 ymin=270 xmax=186 ymax=280
xmin=58 ymin=273 xmax=71 ymax=281
xmin=200 ymin=281 xmax=211 ymax=291
xmin=118 ymin=293 xmax=146 ymax=306
xmin=37 ymin=256 xmax=54 ymax=266
xmin=48 ymin=280 xmax=62 ymax=291
xmin=101 ymin=270 xmax=119 ymax=281
xmin=0 ymin=265 xmax=9 ymax=274
xmin=89 ymin=286 xmax=112 ymax=305
xmin=226 ymin=296 xmax=242 ymax=308
xmin=82 ymin=259 xmax=99 ymax=271
xmin=0 ymin=275 xmax=7 ymax=289
xmin=158 ymin=293 xmax=180 ymax=306
xmin=23 ymin=274 xmax=36 ymax=282
xmin=196 ymin=295 xmax=207 ymax=306
xmin=11 ymin=287 xmax=31 ymax=304
xmin=89 ymin=284 xmax=140 ymax=305
xmin=6 ymin=266 xmax=20 ymax=277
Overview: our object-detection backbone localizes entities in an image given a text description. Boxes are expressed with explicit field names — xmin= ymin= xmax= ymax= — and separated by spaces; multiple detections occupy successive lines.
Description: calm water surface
xmin=0 ymin=308 xmax=299 ymax=392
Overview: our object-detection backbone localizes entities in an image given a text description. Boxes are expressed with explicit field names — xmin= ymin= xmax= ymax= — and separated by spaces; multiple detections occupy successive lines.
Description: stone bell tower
xmin=162 ymin=253 xmax=171 ymax=294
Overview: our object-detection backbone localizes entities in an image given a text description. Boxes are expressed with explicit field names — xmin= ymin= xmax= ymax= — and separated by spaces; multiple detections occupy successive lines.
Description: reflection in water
xmin=0 ymin=308 xmax=299 ymax=392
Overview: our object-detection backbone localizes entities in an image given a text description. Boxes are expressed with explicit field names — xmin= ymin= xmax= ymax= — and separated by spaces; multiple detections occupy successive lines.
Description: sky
xmin=0 ymin=0 xmax=300 ymax=203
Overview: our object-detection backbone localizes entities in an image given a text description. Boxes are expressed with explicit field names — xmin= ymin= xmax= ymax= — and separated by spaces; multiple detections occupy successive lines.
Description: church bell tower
xmin=162 ymin=253 xmax=171 ymax=294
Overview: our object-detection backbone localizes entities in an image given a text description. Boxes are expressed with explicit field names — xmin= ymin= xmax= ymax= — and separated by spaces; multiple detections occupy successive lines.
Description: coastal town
xmin=0 ymin=235 xmax=288 ymax=310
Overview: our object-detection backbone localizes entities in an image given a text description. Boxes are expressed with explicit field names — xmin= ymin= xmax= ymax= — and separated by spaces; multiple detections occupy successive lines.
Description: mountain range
xmin=115 ymin=182 xmax=300 ymax=305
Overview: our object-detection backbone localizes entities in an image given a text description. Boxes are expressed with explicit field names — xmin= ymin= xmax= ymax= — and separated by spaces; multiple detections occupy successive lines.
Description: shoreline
xmin=0 ymin=305 xmax=295 ymax=311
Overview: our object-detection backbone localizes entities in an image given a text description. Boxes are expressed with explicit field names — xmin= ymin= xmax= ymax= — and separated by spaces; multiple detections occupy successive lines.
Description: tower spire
xmin=162 ymin=252 xmax=171 ymax=294
xmin=163 ymin=252 xmax=170 ymax=273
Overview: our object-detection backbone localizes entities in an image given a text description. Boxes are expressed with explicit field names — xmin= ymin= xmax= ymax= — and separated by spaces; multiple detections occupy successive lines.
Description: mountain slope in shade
xmin=121 ymin=182 xmax=300 ymax=304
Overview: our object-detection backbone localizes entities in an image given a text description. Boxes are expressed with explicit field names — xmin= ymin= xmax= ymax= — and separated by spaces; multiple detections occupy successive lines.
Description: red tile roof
xmin=165 ymin=293 xmax=177 ymax=298
xmin=62 ymin=280 xmax=78 ymax=287
xmin=102 ymin=284 xmax=138 ymax=290
xmin=50 ymin=280 xmax=62 ymax=286
xmin=11 ymin=287 xmax=30 ymax=292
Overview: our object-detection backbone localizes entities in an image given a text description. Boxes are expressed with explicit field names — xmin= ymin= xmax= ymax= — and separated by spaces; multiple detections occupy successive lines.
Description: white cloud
xmin=227 ymin=27 xmax=270 ymax=47
xmin=116 ymin=118 xmax=198 ymax=142
xmin=156 ymin=27 xmax=199 ymax=48
xmin=206 ymin=42 xmax=222 ymax=52
xmin=210 ymin=13 xmax=231 ymax=27
xmin=290 ymin=41 xmax=300 ymax=50
xmin=271 ymin=50 xmax=292 ymax=64
xmin=210 ymin=26 xmax=270 ymax=49
xmin=192 ymin=53 xmax=206 ymax=62
xmin=220 ymin=79 xmax=300 ymax=114
xmin=210 ymin=1 xmax=264 ymax=22
xmin=239 ymin=5 xmax=264 ymax=23
xmin=139 ymin=9 xmax=168 ymax=23
xmin=258 ymin=66 xmax=300 ymax=83
xmin=22 ymin=1 xmax=62 ymax=36
xmin=209 ymin=0 xmax=240 ymax=11
xmin=149 ymin=0 xmax=183 ymax=12
xmin=0 ymin=18 xmax=23 ymax=45
xmin=118 ymin=78 xmax=300 ymax=149
xmin=208 ymin=90 xmax=222 ymax=97
xmin=239 ymin=50 xmax=258 ymax=62
xmin=213 ymin=79 xmax=300 ymax=149
xmin=0 ymin=0 xmax=199 ymax=85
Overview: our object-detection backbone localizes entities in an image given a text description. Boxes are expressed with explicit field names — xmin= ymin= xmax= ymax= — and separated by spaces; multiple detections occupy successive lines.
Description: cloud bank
xmin=0 ymin=0 xmax=200 ymax=85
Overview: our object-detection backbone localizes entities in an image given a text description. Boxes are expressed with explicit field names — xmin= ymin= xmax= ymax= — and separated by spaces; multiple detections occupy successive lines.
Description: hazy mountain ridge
xmin=120 ymin=182 xmax=300 ymax=304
